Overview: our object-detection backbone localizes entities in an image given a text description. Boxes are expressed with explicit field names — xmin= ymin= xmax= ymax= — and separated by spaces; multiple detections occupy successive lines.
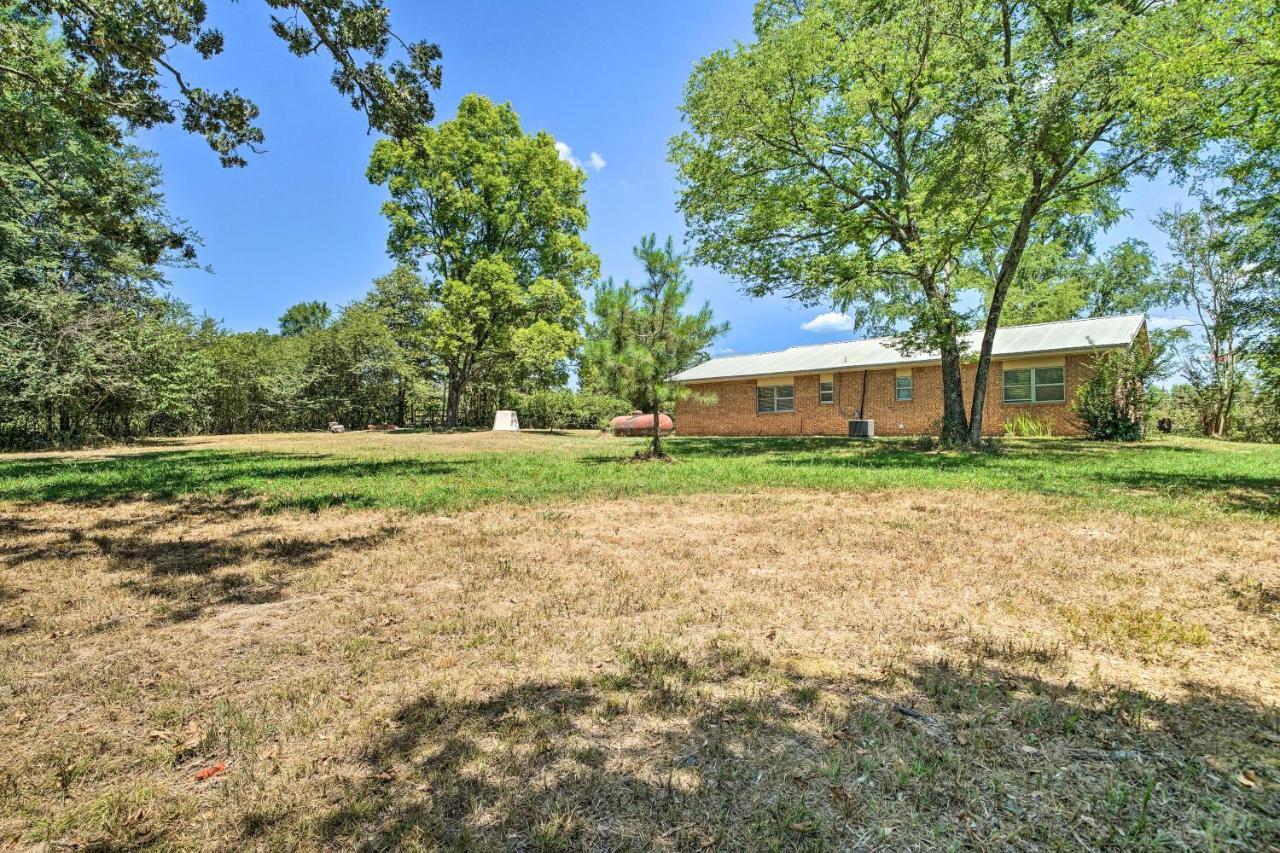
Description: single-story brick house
xmin=672 ymin=314 xmax=1148 ymax=437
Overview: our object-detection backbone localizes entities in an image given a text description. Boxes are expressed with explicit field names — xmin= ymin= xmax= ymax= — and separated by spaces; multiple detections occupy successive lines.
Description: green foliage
xmin=510 ymin=390 xmax=632 ymax=430
xmin=1252 ymin=359 xmax=1280 ymax=442
xmin=300 ymin=303 xmax=415 ymax=428
xmin=203 ymin=330 xmax=308 ymax=434
xmin=278 ymin=301 xmax=332 ymax=337
xmin=0 ymin=22 xmax=198 ymax=290
xmin=1157 ymin=199 xmax=1272 ymax=437
xmin=368 ymin=94 xmax=597 ymax=426
xmin=999 ymin=240 xmax=1167 ymax=326
xmin=1204 ymin=0 xmax=1280 ymax=287
xmin=0 ymin=7 xmax=446 ymax=447
xmin=1003 ymin=413 xmax=1054 ymax=438
xmin=581 ymin=235 xmax=727 ymax=455
xmin=672 ymin=0 xmax=1226 ymax=443
xmin=4 ymin=1 xmax=441 ymax=170
xmin=1073 ymin=346 xmax=1166 ymax=441
xmin=1152 ymin=378 xmax=1280 ymax=444
xmin=0 ymin=18 xmax=209 ymax=448
xmin=0 ymin=293 xmax=216 ymax=447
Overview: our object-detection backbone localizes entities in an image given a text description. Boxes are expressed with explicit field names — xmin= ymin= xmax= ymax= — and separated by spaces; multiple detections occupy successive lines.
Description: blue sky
xmin=142 ymin=0 xmax=1192 ymax=356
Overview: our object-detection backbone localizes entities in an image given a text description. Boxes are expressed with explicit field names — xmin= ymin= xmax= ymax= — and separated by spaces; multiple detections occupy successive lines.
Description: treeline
xmin=0 ymin=289 xmax=632 ymax=449
xmin=1 ymin=7 xmax=629 ymax=449
xmin=6 ymin=2 xmax=1278 ymax=450
xmin=1152 ymin=381 xmax=1280 ymax=443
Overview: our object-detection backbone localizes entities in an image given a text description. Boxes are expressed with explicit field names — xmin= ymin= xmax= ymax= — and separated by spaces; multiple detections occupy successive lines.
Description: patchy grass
xmin=1 ymin=430 xmax=1277 ymax=519
xmin=1 ymin=488 xmax=1278 ymax=849
xmin=1059 ymin=604 xmax=1213 ymax=658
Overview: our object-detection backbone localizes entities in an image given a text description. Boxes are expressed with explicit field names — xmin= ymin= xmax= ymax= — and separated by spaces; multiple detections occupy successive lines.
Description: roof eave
xmin=675 ymin=341 xmax=1134 ymax=385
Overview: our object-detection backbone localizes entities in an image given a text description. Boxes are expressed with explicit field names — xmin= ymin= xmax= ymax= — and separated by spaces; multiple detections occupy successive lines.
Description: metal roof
xmin=674 ymin=314 xmax=1147 ymax=383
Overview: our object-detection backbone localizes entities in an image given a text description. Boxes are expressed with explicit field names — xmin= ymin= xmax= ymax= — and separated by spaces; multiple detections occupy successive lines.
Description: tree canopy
xmin=278 ymin=301 xmax=333 ymax=337
xmin=1157 ymin=199 xmax=1273 ymax=436
xmin=368 ymin=94 xmax=598 ymax=426
xmin=4 ymin=1 xmax=441 ymax=168
xmin=673 ymin=0 xmax=1230 ymax=443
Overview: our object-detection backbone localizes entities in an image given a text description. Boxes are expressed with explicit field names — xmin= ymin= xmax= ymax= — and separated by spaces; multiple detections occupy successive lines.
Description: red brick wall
xmin=674 ymin=354 xmax=1094 ymax=436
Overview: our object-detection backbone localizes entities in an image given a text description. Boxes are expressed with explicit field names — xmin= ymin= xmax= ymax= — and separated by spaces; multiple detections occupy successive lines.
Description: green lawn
xmin=2 ymin=430 xmax=1276 ymax=519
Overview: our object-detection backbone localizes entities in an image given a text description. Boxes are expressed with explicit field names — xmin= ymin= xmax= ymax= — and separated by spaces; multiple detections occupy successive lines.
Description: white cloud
xmin=554 ymin=140 xmax=606 ymax=171
xmin=554 ymin=140 xmax=580 ymax=168
xmin=1146 ymin=315 xmax=1194 ymax=331
xmin=801 ymin=311 xmax=856 ymax=333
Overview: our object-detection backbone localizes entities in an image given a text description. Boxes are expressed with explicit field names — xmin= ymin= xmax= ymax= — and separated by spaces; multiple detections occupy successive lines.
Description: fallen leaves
xmin=180 ymin=720 xmax=204 ymax=752
xmin=1236 ymin=769 xmax=1261 ymax=789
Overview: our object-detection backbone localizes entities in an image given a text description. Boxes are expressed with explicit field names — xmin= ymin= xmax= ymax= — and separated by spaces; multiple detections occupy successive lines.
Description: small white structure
xmin=492 ymin=410 xmax=520 ymax=431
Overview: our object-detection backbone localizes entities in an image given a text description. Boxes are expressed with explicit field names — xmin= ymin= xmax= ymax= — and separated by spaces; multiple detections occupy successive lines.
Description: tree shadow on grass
xmin=664 ymin=435 xmax=1216 ymax=460
xmin=308 ymin=645 xmax=829 ymax=851
xmin=0 ymin=450 xmax=464 ymax=507
xmin=653 ymin=436 xmax=1280 ymax=517
xmin=300 ymin=643 xmax=1278 ymax=850
xmin=0 ymin=497 xmax=403 ymax=624
xmin=1093 ymin=469 xmax=1280 ymax=516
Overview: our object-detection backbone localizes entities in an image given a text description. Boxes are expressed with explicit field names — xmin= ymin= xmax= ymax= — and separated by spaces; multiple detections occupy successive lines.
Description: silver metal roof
xmin=674 ymin=314 xmax=1147 ymax=383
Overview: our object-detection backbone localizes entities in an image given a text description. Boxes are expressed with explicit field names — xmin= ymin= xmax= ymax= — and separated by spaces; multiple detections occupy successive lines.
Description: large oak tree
xmin=672 ymin=0 xmax=1227 ymax=444
xmin=368 ymin=95 xmax=597 ymax=427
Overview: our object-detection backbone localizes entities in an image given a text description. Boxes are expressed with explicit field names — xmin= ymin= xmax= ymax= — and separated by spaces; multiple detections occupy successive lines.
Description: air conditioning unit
xmin=848 ymin=419 xmax=875 ymax=438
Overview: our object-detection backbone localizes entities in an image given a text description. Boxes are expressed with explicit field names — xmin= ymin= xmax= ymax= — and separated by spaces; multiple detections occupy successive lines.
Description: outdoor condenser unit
xmin=848 ymin=419 xmax=875 ymax=439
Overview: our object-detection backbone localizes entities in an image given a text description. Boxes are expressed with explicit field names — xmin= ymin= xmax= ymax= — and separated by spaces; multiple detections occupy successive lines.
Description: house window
xmin=819 ymin=380 xmax=834 ymax=404
xmin=1003 ymin=366 xmax=1066 ymax=404
xmin=757 ymin=383 xmax=795 ymax=413
xmin=895 ymin=374 xmax=912 ymax=402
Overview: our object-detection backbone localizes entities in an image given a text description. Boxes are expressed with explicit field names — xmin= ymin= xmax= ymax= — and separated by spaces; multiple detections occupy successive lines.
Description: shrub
xmin=511 ymin=389 xmax=633 ymax=430
xmin=1003 ymin=413 xmax=1054 ymax=437
xmin=1073 ymin=344 xmax=1165 ymax=441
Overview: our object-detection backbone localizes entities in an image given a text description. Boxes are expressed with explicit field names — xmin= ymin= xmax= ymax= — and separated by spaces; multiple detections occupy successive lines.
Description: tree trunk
xmin=651 ymin=398 xmax=662 ymax=457
xmin=444 ymin=366 xmax=464 ymax=429
xmin=969 ymin=198 xmax=1038 ymax=444
xmin=445 ymin=388 xmax=461 ymax=429
xmin=938 ymin=336 xmax=969 ymax=445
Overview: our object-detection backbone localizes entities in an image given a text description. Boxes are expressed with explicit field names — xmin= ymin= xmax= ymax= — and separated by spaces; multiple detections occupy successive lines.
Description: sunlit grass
xmin=1 ymin=431 xmax=1276 ymax=518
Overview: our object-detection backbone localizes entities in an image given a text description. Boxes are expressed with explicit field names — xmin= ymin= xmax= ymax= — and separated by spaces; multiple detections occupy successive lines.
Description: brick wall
xmin=674 ymin=353 xmax=1095 ymax=436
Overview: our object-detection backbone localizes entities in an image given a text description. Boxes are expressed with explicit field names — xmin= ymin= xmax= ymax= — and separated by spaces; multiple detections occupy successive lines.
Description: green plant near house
xmin=1073 ymin=345 xmax=1167 ymax=441
xmin=1003 ymin=413 xmax=1054 ymax=438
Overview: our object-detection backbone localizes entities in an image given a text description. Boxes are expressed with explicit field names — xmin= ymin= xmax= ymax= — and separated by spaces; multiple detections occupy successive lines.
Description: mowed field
xmin=1 ymin=431 xmax=1278 ymax=850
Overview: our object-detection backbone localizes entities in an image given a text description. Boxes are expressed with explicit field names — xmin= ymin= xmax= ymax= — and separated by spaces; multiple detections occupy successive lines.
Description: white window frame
xmin=895 ymin=374 xmax=913 ymax=402
xmin=1003 ymin=365 xmax=1065 ymax=404
xmin=757 ymin=383 xmax=795 ymax=414
xmin=819 ymin=379 xmax=834 ymax=404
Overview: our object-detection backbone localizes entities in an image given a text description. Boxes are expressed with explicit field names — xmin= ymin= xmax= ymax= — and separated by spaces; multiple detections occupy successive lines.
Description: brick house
xmin=672 ymin=314 xmax=1148 ymax=437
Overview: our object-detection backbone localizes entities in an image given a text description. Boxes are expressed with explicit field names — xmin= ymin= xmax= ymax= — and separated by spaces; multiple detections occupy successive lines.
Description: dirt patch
xmin=1 ymin=490 xmax=1277 ymax=849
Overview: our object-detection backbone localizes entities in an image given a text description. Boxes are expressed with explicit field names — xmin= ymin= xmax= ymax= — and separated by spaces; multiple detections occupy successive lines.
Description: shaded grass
xmin=1 ymin=431 xmax=1277 ymax=519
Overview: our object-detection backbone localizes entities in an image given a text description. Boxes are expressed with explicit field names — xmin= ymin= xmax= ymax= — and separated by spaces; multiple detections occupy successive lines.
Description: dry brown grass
xmin=2 ymin=428 xmax=584 ymax=462
xmin=2 ymin=489 xmax=1278 ymax=850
